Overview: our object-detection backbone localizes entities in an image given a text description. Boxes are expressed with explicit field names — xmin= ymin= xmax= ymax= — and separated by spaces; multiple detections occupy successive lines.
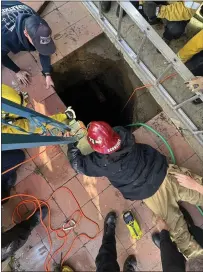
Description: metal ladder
xmin=2 ymin=98 xmax=77 ymax=150
xmin=82 ymin=1 xmax=203 ymax=147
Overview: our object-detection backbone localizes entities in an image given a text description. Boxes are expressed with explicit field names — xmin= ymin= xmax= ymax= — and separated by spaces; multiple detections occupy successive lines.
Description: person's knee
xmin=166 ymin=21 xmax=187 ymax=39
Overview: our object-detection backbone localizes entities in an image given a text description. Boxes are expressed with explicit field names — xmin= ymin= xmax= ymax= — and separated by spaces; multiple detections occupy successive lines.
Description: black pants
xmin=2 ymin=149 xmax=25 ymax=199
xmin=189 ymin=224 xmax=203 ymax=248
xmin=185 ymin=50 xmax=203 ymax=76
xmin=95 ymin=221 xmax=203 ymax=272
xmin=163 ymin=20 xmax=189 ymax=41
xmin=96 ymin=231 xmax=120 ymax=272
xmin=2 ymin=220 xmax=32 ymax=262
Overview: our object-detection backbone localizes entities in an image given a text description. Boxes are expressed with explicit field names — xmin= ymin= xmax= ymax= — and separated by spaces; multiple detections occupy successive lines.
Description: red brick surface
xmin=26 ymin=145 xmax=61 ymax=167
xmin=65 ymin=246 xmax=96 ymax=271
xmin=54 ymin=14 xmax=102 ymax=57
xmin=75 ymin=200 xmax=104 ymax=244
xmin=159 ymin=131 xmax=195 ymax=164
xmin=11 ymin=52 xmax=41 ymax=77
xmin=22 ymin=1 xmax=46 ymax=12
xmin=53 ymin=177 xmax=91 ymax=217
xmin=58 ymin=2 xmax=89 ymax=27
xmin=16 ymin=150 xmax=37 ymax=185
xmin=42 ymin=231 xmax=83 ymax=264
xmin=21 ymin=74 xmax=55 ymax=104
xmin=35 ymin=197 xmax=67 ymax=240
xmin=15 ymin=172 xmax=53 ymax=200
xmin=40 ymin=152 xmax=76 ymax=190
xmin=2 ymin=188 xmax=28 ymax=231
xmin=32 ymin=93 xmax=66 ymax=116
xmin=127 ymin=231 xmax=161 ymax=271
xmin=77 ymin=174 xmax=111 ymax=199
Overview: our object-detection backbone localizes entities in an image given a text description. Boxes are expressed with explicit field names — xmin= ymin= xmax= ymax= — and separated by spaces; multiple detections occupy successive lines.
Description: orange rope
xmin=2 ymin=147 xmax=52 ymax=176
xmin=2 ymin=187 xmax=100 ymax=272
xmin=2 ymin=73 xmax=177 ymax=175
xmin=121 ymin=72 xmax=177 ymax=112
xmin=1 ymin=72 xmax=178 ymax=270
xmin=2 ymin=127 xmax=87 ymax=176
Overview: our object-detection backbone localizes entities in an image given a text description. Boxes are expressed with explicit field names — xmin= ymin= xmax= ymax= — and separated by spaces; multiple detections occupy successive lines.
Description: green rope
xmin=127 ymin=122 xmax=203 ymax=217
xmin=196 ymin=205 xmax=203 ymax=217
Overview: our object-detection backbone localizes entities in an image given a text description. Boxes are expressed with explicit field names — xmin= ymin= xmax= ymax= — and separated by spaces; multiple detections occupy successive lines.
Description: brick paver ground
xmin=2 ymin=1 xmax=203 ymax=271
xmin=3 ymin=110 xmax=203 ymax=271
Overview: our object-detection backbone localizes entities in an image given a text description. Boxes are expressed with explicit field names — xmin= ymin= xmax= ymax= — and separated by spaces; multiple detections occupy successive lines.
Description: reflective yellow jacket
xmin=177 ymin=30 xmax=203 ymax=62
xmin=2 ymin=113 xmax=69 ymax=135
xmin=158 ymin=1 xmax=202 ymax=21
xmin=2 ymin=84 xmax=69 ymax=135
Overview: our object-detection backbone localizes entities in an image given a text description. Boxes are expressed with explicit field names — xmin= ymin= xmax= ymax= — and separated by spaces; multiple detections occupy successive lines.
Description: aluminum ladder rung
xmin=156 ymin=63 xmax=173 ymax=85
xmin=172 ymin=94 xmax=200 ymax=110
xmin=136 ymin=33 xmax=147 ymax=64
xmin=82 ymin=1 xmax=203 ymax=146
xmin=2 ymin=98 xmax=78 ymax=151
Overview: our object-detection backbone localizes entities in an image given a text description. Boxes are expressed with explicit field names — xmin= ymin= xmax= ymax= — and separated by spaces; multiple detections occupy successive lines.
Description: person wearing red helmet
xmin=68 ymin=121 xmax=203 ymax=261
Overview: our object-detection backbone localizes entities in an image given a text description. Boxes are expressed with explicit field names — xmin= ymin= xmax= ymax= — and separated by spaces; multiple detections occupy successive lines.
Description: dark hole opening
xmin=53 ymin=72 xmax=133 ymax=127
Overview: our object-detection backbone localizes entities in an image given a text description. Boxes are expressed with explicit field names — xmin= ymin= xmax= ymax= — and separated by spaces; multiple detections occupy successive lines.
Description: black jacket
xmin=2 ymin=1 xmax=51 ymax=73
xmin=160 ymin=230 xmax=185 ymax=272
xmin=68 ymin=126 xmax=168 ymax=200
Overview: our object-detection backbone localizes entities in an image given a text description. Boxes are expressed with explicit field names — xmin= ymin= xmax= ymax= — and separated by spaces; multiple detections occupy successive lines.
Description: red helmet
xmin=87 ymin=121 xmax=121 ymax=154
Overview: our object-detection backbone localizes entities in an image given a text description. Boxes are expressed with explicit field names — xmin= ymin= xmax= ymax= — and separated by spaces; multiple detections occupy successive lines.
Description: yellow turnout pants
xmin=144 ymin=164 xmax=203 ymax=259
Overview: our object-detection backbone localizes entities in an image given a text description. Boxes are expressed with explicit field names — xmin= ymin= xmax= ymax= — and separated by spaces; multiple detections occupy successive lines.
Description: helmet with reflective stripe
xmin=87 ymin=121 xmax=121 ymax=154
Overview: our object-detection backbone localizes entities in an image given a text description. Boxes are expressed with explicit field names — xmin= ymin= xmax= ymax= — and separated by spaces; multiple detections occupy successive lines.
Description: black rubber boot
xmin=123 ymin=255 xmax=137 ymax=272
xmin=192 ymin=98 xmax=203 ymax=105
xmin=152 ymin=232 xmax=161 ymax=249
xmin=2 ymin=206 xmax=48 ymax=262
xmin=101 ymin=1 xmax=111 ymax=13
xmin=24 ymin=206 xmax=48 ymax=231
xmin=103 ymin=211 xmax=117 ymax=240
xmin=2 ymin=172 xmax=17 ymax=203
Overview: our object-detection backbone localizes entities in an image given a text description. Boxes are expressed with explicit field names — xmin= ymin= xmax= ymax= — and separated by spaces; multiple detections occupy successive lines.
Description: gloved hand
xmin=143 ymin=2 xmax=160 ymax=21
xmin=185 ymin=77 xmax=203 ymax=93
xmin=65 ymin=107 xmax=76 ymax=120
xmin=68 ymin=142 xmax=78 ymax=151
xmin=16 ymin=70 xmax=31 ymax=86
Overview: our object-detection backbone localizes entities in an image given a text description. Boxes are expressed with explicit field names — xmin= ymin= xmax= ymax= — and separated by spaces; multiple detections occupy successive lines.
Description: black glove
xmin=143 ymin=2 xmax=160 ymax=21
xmin=67 ymin=142 xmax=78 ymax=151
xmin=67 ymin=143 xmax=84 ymax=174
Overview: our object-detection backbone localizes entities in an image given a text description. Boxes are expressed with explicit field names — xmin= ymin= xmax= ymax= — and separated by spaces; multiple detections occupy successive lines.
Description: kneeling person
xmin=68 ymin=121 xmax=203 ymax=258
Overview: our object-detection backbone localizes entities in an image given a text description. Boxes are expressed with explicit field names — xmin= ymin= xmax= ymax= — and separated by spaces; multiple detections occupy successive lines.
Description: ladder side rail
xmin=118 ymin=1 xmax=193 ymax=80
xmin=2 ymin=98 xmax=71 ymax=132
xmin=2 ymin=133 xmax=77 ymax=151
xmin=82 ymin=1 xmax=203 ymax=145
